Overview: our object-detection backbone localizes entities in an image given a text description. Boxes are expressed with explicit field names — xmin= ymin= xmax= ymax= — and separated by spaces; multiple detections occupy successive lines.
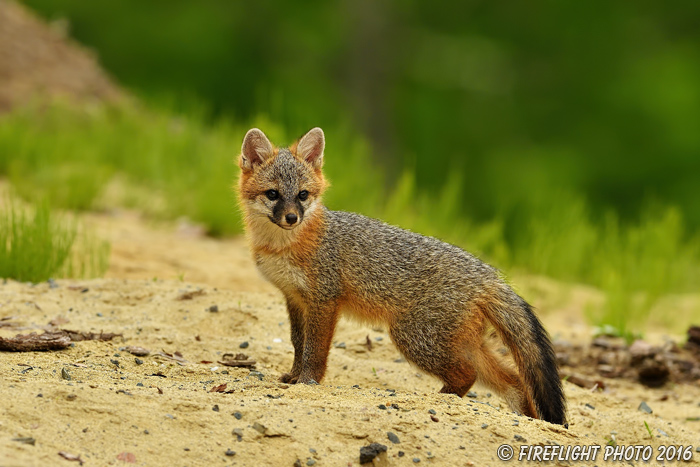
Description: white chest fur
xmin=255 ymin=252 xmax=308 ymax=293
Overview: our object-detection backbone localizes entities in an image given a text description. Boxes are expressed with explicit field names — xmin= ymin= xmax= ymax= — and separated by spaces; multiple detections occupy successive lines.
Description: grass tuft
xmin=0 ymin=198 xmax=109 ymax=282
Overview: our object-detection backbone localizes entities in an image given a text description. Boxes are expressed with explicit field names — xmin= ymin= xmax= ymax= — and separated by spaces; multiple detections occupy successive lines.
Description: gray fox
xmin=237 ymin=127 xmax=567 ymax=425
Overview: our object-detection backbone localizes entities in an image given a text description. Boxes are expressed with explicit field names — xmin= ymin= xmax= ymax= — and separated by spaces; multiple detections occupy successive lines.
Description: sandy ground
xmin=1 ymin=211 xmax=700 ymax=466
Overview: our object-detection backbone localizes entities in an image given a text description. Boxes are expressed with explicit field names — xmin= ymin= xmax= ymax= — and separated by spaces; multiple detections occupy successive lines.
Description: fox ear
xmin=240 ymin=128 xmax=273 ymax=171
xmin=296 ymin=127 xmax=325 ymax=168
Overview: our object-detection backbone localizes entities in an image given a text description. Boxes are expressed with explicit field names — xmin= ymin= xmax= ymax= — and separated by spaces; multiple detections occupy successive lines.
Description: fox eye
xmin=298 ymin=190 xmax=309 ymax=201
xmin=265 ymin=190 xmax=279 ymax=201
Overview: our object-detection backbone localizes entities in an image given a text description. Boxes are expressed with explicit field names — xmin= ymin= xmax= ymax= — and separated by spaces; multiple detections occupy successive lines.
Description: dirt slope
xmin=0 ymin=0 xmax=122 ymax=112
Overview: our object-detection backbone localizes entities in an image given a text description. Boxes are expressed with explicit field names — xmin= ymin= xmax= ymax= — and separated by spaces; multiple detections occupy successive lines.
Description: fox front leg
xmin=280 ymin=299 xmax=305 ymax=383
xmin=295 ymin=300 xmax=341 ymax=385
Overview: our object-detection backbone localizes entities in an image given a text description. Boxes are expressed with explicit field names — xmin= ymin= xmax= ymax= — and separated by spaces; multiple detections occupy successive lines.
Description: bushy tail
xmin=483 ymin=287 xmax=567 ymax=425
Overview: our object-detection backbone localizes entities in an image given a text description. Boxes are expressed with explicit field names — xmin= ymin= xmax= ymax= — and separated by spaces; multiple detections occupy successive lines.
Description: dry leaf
xmin=58 ymin=451 xmax=84 ymax=465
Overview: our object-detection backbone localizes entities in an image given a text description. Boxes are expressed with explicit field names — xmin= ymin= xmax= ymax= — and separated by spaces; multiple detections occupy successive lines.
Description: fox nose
xmin=285 ymin=213 xmax=298 ymax=225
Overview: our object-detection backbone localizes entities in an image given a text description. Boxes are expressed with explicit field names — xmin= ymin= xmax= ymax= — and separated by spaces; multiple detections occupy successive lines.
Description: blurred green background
xmin=2 ymin=0 xmax=699 ymax=336
xmin=22 ymin=0 xmax=700 ymax=228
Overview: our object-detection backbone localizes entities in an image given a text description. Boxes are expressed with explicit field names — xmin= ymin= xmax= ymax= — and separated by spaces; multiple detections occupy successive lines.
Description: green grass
xmin=0 ymin=198 xmax=110 ymax=282
xmin=1 ymin=101 xmax=698 ymax=335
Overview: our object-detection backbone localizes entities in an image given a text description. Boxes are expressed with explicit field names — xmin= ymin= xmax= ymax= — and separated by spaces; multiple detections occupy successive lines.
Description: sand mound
xmin=0 ymin=0 xmax=122 ymax=112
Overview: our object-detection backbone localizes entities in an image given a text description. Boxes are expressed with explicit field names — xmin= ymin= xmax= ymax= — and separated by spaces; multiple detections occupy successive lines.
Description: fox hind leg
xmin=474 ymin=344 xmax=537 ymax=418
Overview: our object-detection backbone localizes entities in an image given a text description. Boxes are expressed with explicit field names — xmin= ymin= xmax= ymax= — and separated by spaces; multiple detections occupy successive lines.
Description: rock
xmin=212 ymin=405 xmax=219 ymax=412
xmin=306 ymin=459 xmax=316 ymax=466
xmin=638 ymin=401 xmax=653 ymax=414
xmin=387 ymin=432 xmax=400 ymax=444
xmin=61 ymin=368 xmax=71 ymax=381
xmin=514 ymin=434 xmax=526 ymax=442
xmin=232 ymin=428 xmax=243 ymax=440
xmin=135 ymin=358 xmax=143 ymax=365
xmin=629 ymin=340 xmax=654 ymax=360
xmin=124 ymin=346 xmax=150 ymax=356
xmin=225 ymin=449 xmax=236 ymax=457
xmin=378 ymin=404 xmax=387 ymax=410
xmin=481 ymin=424 xmax=488 ymax=429
xmin=248 ymin=370 xmax=264 ymax=381
xmin=359 ymin=443 xmax=387 ymax=464
xmin=428 ymin=409 xmax=436 ymax=415
xmin=252 ymin=422 xmax=266 ymax=434
xmin=239 ymin=341 xmax=249 ymax=349
xmin=233 ymin=411 xmax=243 ymax=420
xmin=466 ymin=391 xmax=477 ymax=398
xmin=636 ymin=359 xmax=670 ymax=387
xmin=208 ymin=305 xmax=219 ymax=312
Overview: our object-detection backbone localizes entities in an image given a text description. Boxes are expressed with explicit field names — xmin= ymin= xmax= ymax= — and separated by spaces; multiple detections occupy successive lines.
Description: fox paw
xmin=279 ymin=373 xmax=299 ymax=384
xmin=296 ymin=376 xmax=319 ymax=385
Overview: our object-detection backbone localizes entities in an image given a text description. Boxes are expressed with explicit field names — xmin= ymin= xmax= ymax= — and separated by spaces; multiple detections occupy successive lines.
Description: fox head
xmin=238 ymin=127 xmax=327 ymax=249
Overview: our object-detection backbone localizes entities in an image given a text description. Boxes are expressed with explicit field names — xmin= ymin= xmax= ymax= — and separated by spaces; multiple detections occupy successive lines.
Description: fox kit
xmin=238 ymin=127 xmax=567 ymax=425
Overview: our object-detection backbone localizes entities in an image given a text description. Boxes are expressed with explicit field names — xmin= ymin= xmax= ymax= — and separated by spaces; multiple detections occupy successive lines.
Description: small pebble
xmin=208 ymin=305 xmax=219 ymax=312
xmin=413 ymin=458 xmax=420 ymax=463
xmin=513 ymin=420 xmax=519 ymax=426
xmin=248 ymin=370 xmax=264 ymax=381
xmin=398 ymin=451 xmax=405 ymax=457
xmin=428 ymin=409 xmax=436 ymax=415
xmin=430 ymin=415 xmax=439 ymax=422
xmin=481 ymin=424 xmax=488 ymax=429
xmin=110 ymin=359 xmax=120 ymax=367
xmin=136 ymin=382 xmax=144 ymax=387
xmin=233 ymin=412 xmax=243 ymax=420
xmin=638 ymin=401 xmax=653 ymax=414
xmin=359 ymin=443 xmax=387 ymax=464
xmin=378 ymin=404 xmax=387 ymax=410
xmin=387 ymin=432 xmax=400 ymax=444
xmin=239 ymin=341 xmax=249 ymax=349
xmin=585 ymin=403 xmax=595 ymax=410
xmin=61 ymin=368 xmax=71 ymax=381
xmin=306 ymin=459 xmax=316 ymax=466
xmin=225 ymin=449 xmax=236 ymax=457
xmin=66 ymin=394 xmax=77 ymax=401
xmin=467 ymin=391 xmax=477 ymax=398
xmin=135 ymin=358 xmax=143 ymax=365
xmin=212 ymin=405 xmax=219 ymax=412
xmin=514 ymin=434 xmax=527 ymax=442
